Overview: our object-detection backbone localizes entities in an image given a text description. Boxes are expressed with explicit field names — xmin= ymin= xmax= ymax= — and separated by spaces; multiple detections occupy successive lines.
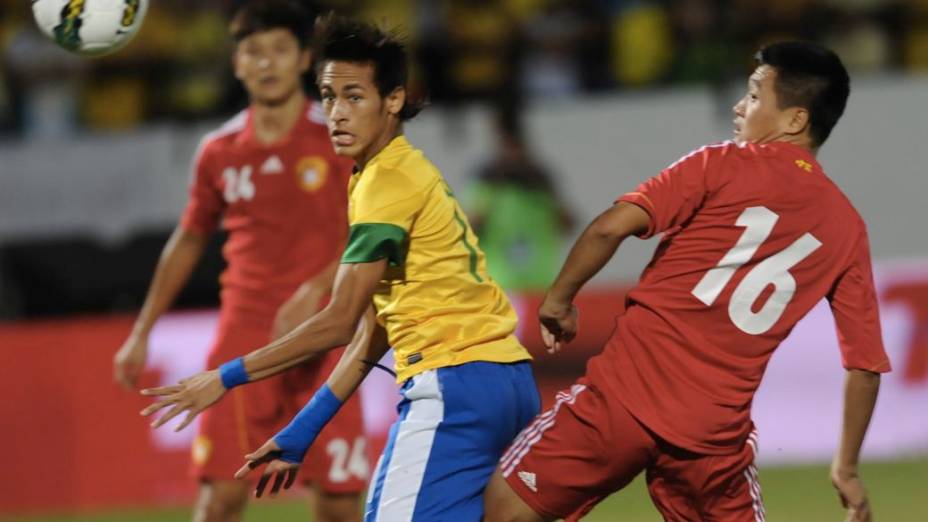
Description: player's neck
xmin=250 ymin=91 xmax=306 ymax=146
xmin=356 ymin=123 xmax=403 ymax=171
xmin=762 ymin=132 xmax=817 ymax=157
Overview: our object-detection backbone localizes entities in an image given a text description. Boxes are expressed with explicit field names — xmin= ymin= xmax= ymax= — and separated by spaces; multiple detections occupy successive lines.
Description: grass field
xmin=5 ymin=458 xmax=926 ymax=521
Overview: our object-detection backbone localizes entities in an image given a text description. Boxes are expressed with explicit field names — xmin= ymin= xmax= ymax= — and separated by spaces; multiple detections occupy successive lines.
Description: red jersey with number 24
xmin=180 ymin=101 xmax=353 ymax=314
xmin=593 ymin=140 xmax=891 ymax=455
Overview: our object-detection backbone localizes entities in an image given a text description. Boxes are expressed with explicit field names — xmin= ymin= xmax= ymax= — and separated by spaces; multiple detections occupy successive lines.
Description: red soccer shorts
xmin=191 ymin=306 xmax=369 ymax=494
xmin=500 ymin=379 xmax=765 ymax=521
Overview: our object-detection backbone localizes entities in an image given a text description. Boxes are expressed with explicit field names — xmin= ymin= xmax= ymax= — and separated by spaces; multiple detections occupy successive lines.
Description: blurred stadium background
xmin=1 ymin=0 xmax=926 ymax=520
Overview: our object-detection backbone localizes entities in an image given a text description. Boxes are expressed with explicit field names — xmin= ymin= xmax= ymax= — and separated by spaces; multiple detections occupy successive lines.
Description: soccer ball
xmin=31 ymin=0 xmax=149 ymax=56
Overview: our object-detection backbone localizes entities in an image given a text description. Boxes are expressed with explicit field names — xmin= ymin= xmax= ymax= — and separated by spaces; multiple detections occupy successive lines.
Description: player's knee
xmin=313 ymin=490 xmax=362 ymax=522
xmin=194 ymin=481 xmax=249 ymax=522
xmin=483 ymin=470 xmax=546 ymax=522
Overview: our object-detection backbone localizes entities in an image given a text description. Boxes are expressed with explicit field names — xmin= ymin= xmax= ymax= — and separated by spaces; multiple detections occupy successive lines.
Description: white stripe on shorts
xmin=744 ymin=464 xmax=765 ymax=522
xmin=369 ymin=370 xmax=444 ymax=522
xmin=500 ymin=384 xmax=586 ymax=477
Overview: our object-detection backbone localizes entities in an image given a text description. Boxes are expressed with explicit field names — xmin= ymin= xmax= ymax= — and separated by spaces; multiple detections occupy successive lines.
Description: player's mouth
xmin=259 ymin=76 xmax=280 ymax=86
xmin=331 ymin=130 xmax=356 ymax=147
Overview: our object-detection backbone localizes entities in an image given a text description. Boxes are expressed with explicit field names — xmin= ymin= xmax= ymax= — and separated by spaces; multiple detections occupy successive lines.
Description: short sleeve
xmin=179 ymin=139 xmax=223 ymax=235
xmin=827 ymin=229 xmax=892 ymax=373
xmin=341 ymin=172 xmax=428 ymax=266
xmin=617 ymin=146 xmax=714 ymax=239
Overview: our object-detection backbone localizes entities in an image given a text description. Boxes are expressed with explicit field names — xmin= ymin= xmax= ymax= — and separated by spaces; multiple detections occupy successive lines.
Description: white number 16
xmin=691 ymin=206 xmax=822 ymax=335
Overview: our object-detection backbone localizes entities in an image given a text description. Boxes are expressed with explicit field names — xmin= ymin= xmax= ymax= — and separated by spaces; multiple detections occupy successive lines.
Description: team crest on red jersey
xmin=295 ymin=156 xmax=329 ymax=192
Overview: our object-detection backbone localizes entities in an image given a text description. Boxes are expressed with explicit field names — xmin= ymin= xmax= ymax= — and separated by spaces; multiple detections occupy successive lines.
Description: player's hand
xmin=114 ymin=334 xmax=148 ymax=390
xmin=272 ymin=284 xmax=324 ymax=340
xmin=538 ymin=297 xmax=579 ymax=354
xmin=234 ymin=438 xmax=300 ymax=498
xmin=831 ymin=466 xmax=872 ymax=522
xmin=139 ymin=370 xmax=225 ymax=431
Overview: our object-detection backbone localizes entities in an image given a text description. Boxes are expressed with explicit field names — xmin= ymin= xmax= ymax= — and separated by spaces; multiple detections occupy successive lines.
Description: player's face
xmin=317 ymin=61 xmax=405 ymax=165
xmin=234 ymin=28 xmax=310 ymax=106
xmin=732 ymin=65 xmax=794 ymax=145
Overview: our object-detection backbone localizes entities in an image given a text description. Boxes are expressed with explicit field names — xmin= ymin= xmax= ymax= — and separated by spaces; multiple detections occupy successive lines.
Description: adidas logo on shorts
xmin=518 ymin=471 xmax=537 ymax=493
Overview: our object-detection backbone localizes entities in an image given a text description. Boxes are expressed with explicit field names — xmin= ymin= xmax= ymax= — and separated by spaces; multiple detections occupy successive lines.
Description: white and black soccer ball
xmin=32 ymin=0 xmax=149 ymax=56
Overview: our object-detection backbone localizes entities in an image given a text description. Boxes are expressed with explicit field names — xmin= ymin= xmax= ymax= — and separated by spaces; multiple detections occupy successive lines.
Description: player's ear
xmin=232 ymin=45 xmax=246 ymax=81
xmin=385 ymin=87 xmax=406 ymax=118
xmin=784 ymin=107 xmax=810 ymax=137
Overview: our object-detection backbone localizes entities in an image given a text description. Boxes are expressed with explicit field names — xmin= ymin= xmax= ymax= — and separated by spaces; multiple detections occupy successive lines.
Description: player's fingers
xmin=255 ymin=473 xmax=271 ymax=498
xmin=539 ymin=325 xmax=555 ymax=350
xmin=283 ymin=468 xmax=297 ymax=490
xmin=561 ymin=326 xmax=576 ymax=343
xmin=244 ymin=444 xmax=273 ymax=462
xmin=140 ymin=385 xmax=182 ymax=396
xmin=139 ymin=398 xmax=176 ymax=417
xmin=151 ymin=402 xmax=187 ymax=429
xmin=174 ymin=410 xmax=199 ymax=432
xmin=234 ymin=461 xmax=255 ymax=480
xmin=269 ymin=470 xmax=286 ymax=497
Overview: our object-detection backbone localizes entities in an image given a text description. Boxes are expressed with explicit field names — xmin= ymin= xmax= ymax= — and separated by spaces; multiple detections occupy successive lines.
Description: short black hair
xmin=755 ymin=41 xmax=850 ymax=147
xmin=314 ymin=16 xmax=423 ymax=120
xmin=230 ymin=1 xmax=315 ymax=48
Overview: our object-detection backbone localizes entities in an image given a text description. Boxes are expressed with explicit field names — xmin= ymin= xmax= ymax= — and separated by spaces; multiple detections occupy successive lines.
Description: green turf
xmin=5 ymin=458 xmax=925 ymax=521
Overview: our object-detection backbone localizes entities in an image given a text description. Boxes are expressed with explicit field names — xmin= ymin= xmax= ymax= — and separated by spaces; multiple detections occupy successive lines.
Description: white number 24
xmin=222 ymin=165 xmax=255 ymax=203
xmin=691 ymin=206 xmax=822 ymax=335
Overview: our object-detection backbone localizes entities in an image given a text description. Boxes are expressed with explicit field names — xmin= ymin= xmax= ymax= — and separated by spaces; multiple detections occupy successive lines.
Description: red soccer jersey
xmin=180 ymin=100 xmax=352 ymax=314
xmin=592 ymin=140 xmax=891 ymax=455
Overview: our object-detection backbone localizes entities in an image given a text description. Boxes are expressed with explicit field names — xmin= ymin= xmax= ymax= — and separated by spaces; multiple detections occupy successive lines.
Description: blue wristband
xmin=218 ymin=357 xmax=250 ymax=389
xmin=274 ymin=384 xmax=343 ymax=464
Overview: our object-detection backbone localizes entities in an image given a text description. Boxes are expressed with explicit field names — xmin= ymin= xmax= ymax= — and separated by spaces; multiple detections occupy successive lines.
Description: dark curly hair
xmin=314 ymin=15 xmax=423 ymax=120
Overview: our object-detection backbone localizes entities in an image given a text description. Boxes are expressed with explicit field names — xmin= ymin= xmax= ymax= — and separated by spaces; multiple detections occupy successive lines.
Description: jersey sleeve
xmin=827 ymin=228 xmax=892 ymax=373
xmin=617 ymin=146 xmax=714 ymax=239
xmin=341 ymin=171 xmax=428 ymax=266
xmin=179 ymin=138 xmax=223 ymax=235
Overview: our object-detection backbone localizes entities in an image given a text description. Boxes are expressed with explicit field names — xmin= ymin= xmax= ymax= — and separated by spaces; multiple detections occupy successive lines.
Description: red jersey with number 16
xmin=593 ymin=140 xmax=891 ymax=455
xmin=180 ymin=101 xmax=353 ymax=314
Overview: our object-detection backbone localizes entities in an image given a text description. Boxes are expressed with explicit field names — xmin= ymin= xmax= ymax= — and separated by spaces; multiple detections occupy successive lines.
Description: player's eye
xmin=349 ymin=95 xmax=362 ymax=102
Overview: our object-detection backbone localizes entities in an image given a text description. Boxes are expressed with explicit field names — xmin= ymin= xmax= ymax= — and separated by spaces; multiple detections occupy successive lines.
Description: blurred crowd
xmin=0 ymin=0 xmax=926 ymax=138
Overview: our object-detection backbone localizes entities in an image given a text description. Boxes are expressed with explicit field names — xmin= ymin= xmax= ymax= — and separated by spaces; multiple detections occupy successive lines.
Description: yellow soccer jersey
xmin=341 ymin=135 xmax=531 ymax=382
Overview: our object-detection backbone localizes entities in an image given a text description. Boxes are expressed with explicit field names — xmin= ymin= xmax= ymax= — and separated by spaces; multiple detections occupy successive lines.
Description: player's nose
xmin=732 ymin=99 xmax=745 ymax=116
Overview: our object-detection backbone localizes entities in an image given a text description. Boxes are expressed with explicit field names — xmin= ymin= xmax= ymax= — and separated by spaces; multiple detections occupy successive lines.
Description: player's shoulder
xmin=666 ymin=141 xmax=739 ymax=171
xmin=290 ymin=100 xmax=330 ymax=137
xmin=366 ymin=138 xmax=442 ymax=192
xmin=307 ymin=100 xmax=327 ymax=127
xmin=197 ymin=109 xmax=249 ymax=153
xmin=818 ymin=175 xmax=867 ymax=231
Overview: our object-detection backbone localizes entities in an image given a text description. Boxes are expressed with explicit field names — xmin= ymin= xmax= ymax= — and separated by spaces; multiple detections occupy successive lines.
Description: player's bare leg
xmin=193 ymin=480 xmax=249 ymax=522
xmin=484 ymin=469 xmax=548 ymax=522
xmin=307 ymin=484 xmax=362 ymax=522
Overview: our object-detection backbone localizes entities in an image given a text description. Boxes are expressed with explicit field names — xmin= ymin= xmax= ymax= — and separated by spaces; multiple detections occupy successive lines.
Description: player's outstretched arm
xmin=140 ymin=259 xmax=387 ymax=431
xmin=831 ymin=369 xmax=880 ymax=522
xmin=539 ymin=202 xmax=650 ymax=352
xmin=233 ymin=306 xmax=389 ymax=498
xmin=114 ymin=226 xmax=209 ymax=390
